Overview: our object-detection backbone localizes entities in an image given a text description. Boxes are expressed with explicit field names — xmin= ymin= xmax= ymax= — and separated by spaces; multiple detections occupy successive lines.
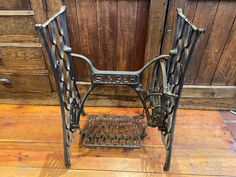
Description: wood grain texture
xmin=77 ymin=82 xmax=236 ymax=99
xmin=1 ymin=0 xmax=235 ymax=107
xmin=0 ymin=166 xmax=217 ymax=177
xmin=64 ymin=0 xmax=150 ymax=81
xmin=0 ymin=47 xmax=46 ymax=70
xmin=211 ymin=17 xmax=236 ymax=85
xmin=63 ymin=0 xmax=86 ymax=81
xmin=117 ymin=0 xmax=138 ymax=71
xmin=75 ymin=0 xmax=99 ymax=80
xmin=195 ymin=1 xmax=236 ymax=85
xmin=0 ymin=142 xmax=235 ymax=176
xmin=133 ymin=0 xmax=149 ymax=71
xmin=185 ymin=0 xmax=219 ymax=84
xmin=0 ymin=92 xmax=59 ymax=105
xmin=30 ymin=0 xmax=47 ymax=24
xmin=227 ymin=66 xmax=236 ymax=86
xmin=161 ymin=0 xmax=198 ymax=55
xmin=220 ymin=111 xmax=236 ymax=141
xmin=63 ymin=0 xmax=80 ymax=53
xmin=30 ymin=0 xmax=58 ymax=92
xmin=97 ymin=0 xmax=117 ymax=70
xmin=2 ymin=95 xmax=235 ymax=110
xmin=161 ymin=0 xmax=236 ymax=86
xmin=0 ymin=83 xmax=235 ymax=109
xmin=179 ymin=98 xmax=236 ymax=110
xmin=0 ymin=70 xmax=51 ymax=93
xmin=0 ymin=105 xmax=235 ymax=176
xmin=0 ymin=43 xmax=42 ymax=47
xmin=0 ymin=10 xmax=34 ymax=16
xmin=182 ymin=85 xmax=236 ymax=99
xmin=159 ymin=0 xmax=222 ymax=85
xmin=143 ymin=0 xmax=167 ymax=88
xmin=45 ymin=0 xmax=63 ymax=17
xmin=0 ymin=106 xmax=232 ymax=149
xmin=0 ymin=0 xmax=31 ymax=10
xmin=0 ymin=16 xmax=38 ymax=43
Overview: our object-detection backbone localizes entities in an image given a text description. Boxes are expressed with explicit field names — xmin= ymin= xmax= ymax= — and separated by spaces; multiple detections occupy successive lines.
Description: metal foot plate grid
xmin=83 ymin=115 xmax=146 ymax=148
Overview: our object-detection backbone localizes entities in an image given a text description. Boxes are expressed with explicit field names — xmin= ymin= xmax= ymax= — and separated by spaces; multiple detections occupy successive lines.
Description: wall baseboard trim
xmin=0 ymin=85 xmax=235 ymax=110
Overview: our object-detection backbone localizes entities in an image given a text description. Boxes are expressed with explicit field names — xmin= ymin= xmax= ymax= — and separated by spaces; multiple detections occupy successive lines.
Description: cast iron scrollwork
xmin=36 ymin=6 xmax=204 ymax=171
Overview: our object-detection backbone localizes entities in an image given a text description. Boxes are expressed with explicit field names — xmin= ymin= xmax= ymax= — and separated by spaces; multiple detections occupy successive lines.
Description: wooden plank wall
xmin=162 ymin=0 xmax=236 ymax=86
xmin=64 ymin=0 xmax=150 ymax=81
xmin=63 ymin=0 xmax=236 ymax=109
xmin=54 ymin=0 xmax=236 ymax=87
xmin=0 ymin=0 xmax=235 ymax=110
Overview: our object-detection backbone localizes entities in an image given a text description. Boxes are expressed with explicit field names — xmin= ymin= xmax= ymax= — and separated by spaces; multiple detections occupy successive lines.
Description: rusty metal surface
xmin=83 ymin=115 xmax=146 ymax=148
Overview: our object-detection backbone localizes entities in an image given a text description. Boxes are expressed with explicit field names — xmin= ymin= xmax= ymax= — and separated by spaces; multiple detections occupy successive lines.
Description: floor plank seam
xmin=0 ymin=165 xmax=235 ymax=177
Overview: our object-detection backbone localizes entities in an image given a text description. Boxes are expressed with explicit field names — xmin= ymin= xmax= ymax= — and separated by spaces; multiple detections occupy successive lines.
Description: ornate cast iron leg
xmin=148 ymin=61 xmax=170 ymax=171
xmin=61 ymin=108 xmax=71 ymax=168
xmin=36 ymin=6 xmax=204 ymax=171
xmin=163 ymin=148 xmax=172 ymax=171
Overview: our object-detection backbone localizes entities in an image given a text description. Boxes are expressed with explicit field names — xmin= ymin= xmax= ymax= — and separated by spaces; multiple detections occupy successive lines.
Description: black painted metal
xmin=35 ymin=6 xmax=204 ymax=171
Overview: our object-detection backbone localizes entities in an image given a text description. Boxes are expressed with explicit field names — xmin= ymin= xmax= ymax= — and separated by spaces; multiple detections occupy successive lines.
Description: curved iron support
xmin=71 ymin=52 xmax=172 ymax=129
xmin=35 ymin=5 xmax=204 ymax=171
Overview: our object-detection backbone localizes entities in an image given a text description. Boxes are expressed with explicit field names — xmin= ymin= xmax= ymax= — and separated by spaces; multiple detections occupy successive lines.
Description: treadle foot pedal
xmin=83 ymin=115 xmax=146 ymax=148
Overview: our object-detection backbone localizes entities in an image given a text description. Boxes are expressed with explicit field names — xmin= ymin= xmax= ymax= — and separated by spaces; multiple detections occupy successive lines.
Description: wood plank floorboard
xmin=0 ymin=104 xmax=235 ymax=176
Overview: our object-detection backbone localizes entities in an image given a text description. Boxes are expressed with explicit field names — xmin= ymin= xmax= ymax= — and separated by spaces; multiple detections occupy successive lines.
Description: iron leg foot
xmin=163 ymin=148 xmax=171 ymax=171
xmin=64 ymin=145 xmax=71 ymax=168
xmin=81 ymin=108 xmax=85 ymax=116
xmin=65 ymin=158 xmax=71 ymax=169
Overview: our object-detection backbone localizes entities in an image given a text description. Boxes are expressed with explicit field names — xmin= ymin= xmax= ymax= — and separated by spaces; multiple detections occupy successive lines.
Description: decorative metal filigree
xmin=35 ymin=7 xmax=83 ymax=168
xmin=144 ymin=8 xmax=204 ymax=171
xmin=36 ymin=6 xmax=204 ymax=171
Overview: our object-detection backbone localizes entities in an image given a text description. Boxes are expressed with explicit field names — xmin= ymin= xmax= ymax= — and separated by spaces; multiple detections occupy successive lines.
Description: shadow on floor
xmin=39 ymin=152 xmax=67 ymax=177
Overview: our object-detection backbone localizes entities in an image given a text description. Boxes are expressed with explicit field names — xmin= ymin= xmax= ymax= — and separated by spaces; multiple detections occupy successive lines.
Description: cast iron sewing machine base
xmin=35 ymin=6 xmax=204 ymax=171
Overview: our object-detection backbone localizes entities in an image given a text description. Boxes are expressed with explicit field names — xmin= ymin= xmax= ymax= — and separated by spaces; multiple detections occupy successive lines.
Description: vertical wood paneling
xmin=117 ymin=1 xmax=138 ymax=71
xmin=45 ymin=0 xmax=62 ymax=17
xmin=30 ymin=0 xmax=47 ymax=23
xmin=97 ymin=0 xmax=117 ymax=70
xmin=75 ymin=0 xmax=99 ymax=79
xmin=185 ymin=0 xmax=219 ymax=84
xmin=162 ymin=0 xmax=236 ymax=86
xmin=160 ymin=0 xmax=198 ymax=85
xmin=63 ymin=0 xmax=86 ymax=81
xmin=64 ymin=0 xmax=81 ymax=53
xmin=143 ymin=0 xmax=167 ymax=88
xmin=133 ymin=0 xmax=149 ymax=71
xmin=227 ymin=66 xmax=236 ymax=86
xmin=63 ymin=0 xmax=150 ymax=80
xmin=195 ymin=1 xmax=236 ymax=85
xmin=212 ymin=18 xmax=236 ymax=85
xmin=2 ymin=0 xmax=235 ymax=107
xmin=161 ymin=0 xmax=198 ymax=55
xmin=41 ymin=0 xmax=236 ymax=86
xmin=62 ymin=0 xmax=236 ymax=85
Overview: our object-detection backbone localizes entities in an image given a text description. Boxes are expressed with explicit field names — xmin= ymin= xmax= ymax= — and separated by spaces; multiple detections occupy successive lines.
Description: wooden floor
xmin=0 ymin=104 xmax=236 ymax=177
